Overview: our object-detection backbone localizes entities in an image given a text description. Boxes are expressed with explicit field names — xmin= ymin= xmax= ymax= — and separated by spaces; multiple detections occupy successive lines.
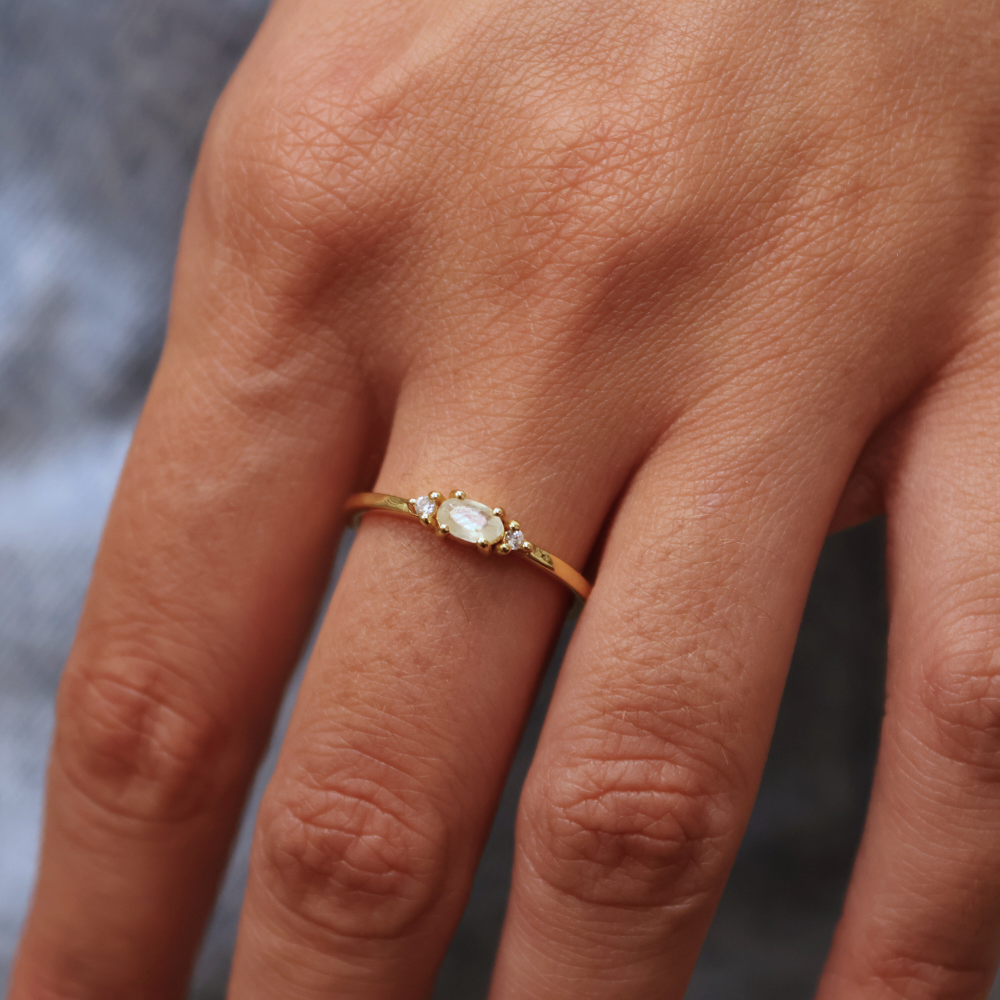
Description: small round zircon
xmin=504 ymin=527 xmax=525 ymax=551
xmin=413 ymin=495 xmax=438 ymax=519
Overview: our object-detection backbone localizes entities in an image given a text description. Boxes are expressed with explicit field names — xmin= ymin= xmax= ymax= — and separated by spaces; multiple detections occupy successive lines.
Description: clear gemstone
xmin=504 ymin=528 xmax=525 ymax=551
xmin=436 ymin=497 xmax=505 ymax=545
xmin=413 ymin=495 xmax=437 ymax=519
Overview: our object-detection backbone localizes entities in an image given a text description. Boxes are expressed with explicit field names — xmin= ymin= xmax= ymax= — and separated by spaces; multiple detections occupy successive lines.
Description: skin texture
xmin=9 ymin=0 xmax=1000 ymax=996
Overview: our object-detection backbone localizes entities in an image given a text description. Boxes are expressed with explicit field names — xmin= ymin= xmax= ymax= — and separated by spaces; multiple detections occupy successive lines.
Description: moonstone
xmin=436 ymin=497 xmax=505 ymax=546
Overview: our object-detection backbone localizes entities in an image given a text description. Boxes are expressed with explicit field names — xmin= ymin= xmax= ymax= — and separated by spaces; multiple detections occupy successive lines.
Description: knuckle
xmin=918 ymin=603 xmax=1000 ymax=769
xmin=196 ymin=71 xmax=405 ymax=256
xmin=520 ymin=737 xmax=738 ymax=909
xmin=188 ymin=83 xmax=410 ymax=383
xmin=255 ymin=766 xmax=449 ymax=940
xmin=8 ymin=958 xmax=91 ymax=1000
xmin=856 ymin=949 xmax=995 ymax=1000
xmin=194 ymin=92 xmax=288 ymax=246
xmin=55 ymin=646 xmax=236 ymax=825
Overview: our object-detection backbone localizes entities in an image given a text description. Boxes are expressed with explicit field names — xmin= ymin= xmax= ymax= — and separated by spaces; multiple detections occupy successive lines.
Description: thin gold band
xmin=344 ymin=491 xmax=592 ymax=603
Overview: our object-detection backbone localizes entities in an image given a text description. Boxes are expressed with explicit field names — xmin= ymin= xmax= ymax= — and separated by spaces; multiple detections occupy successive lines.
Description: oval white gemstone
xmin=436 ymin=497 xmax=504 ymax=545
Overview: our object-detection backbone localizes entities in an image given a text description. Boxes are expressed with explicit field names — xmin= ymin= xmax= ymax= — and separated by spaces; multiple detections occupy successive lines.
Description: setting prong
xmin=450 ymin=490 xmax=466 ymax=500
xmin=408 ymin=498 xmax=418 ymax=507
xmin=437 ymin=523 xmax=450 ymax=536
xmin=492 ymin=506 xmax=505 ymax=519
xmin=497 ymin=542 xmax=512 ymax=555
xmin=429 ymin=491 xmax=443 ymax=503
xmin=420 ymin=514 xmax=433 ymax=526
xmin=476 ymin=537 xmax=491 ymax=553
xmin=508 ymin=520 xmax=520 ymax=531
xmin=523 ymin=541 xmax=534 ymax=553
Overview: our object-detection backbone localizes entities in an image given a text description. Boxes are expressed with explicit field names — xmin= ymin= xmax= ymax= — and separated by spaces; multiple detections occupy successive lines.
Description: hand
xmin=11 ymin=0 xmax=1000 ymax=996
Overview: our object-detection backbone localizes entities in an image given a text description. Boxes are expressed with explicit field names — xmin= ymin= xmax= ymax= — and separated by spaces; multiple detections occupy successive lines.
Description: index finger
xmin=9 ymin=173 xmax=369 ymax=998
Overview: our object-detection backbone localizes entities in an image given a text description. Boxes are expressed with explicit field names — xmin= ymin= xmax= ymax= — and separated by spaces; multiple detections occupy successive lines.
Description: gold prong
xmin=492 ymin=506 xmax=505 ymax=519
xmin=408 ymin=498 xmax=418 ymax=507
xmin=437 ymin=523 xmax=450 ymax=536
xmin=420 ymin=514 xmax=433 ymax=526
xmin=523 ymin=541 xmax=534 ymax=553
xmin=476 ymin=537 xmax=491 ymax=552
xmin=508 ymin=520 xmax=520 ymax=531
xmin=429 ymin=491 xmax=443 ymax=503
xmin=497 ymin=542 xmax=512 ymax=555
xmin=450 ymin=490 xmax=466 ymax=499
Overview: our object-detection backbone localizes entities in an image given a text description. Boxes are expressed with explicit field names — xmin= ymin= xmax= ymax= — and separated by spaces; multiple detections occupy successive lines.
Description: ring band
xmin=344 ymin=490 xmax=592 ymax=603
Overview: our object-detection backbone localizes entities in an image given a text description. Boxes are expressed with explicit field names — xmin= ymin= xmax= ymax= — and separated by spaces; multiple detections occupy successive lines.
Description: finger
xmin=828 ymin=432 xmax=890 ymax=533
xmin=488 ymin=404 xmax=858 ymax=1000
xmin=9 ymin=166 xmax=370 ymax=997
xmin=224 ymin=375 xmax=646 ymax=999
xmin=818 ymin=349 xmax=1000 ymax=1000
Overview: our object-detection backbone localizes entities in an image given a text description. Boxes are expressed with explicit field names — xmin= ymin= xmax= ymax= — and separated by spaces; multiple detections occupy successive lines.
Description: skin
xmin=9 ymin=0 xmax=1000 ymax=996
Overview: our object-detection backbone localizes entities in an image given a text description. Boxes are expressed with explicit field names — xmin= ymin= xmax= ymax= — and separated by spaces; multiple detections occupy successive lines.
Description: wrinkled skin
xmin=11 ymin=0 xmax=1000 ymax=997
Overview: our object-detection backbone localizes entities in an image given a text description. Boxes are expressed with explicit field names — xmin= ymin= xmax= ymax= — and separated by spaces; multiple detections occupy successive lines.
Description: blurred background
xmin=0 ymin=0 xmax=948 ymax=995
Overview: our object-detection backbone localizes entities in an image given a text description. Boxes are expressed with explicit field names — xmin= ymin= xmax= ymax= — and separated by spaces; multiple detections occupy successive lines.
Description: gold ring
xmin=344 ymin=490 xmax=592 ymax=603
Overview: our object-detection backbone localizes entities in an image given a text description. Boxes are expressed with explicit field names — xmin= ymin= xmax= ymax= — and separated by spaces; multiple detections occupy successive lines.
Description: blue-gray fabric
xmin=0 ymin=2 xmax=978 ymax=997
